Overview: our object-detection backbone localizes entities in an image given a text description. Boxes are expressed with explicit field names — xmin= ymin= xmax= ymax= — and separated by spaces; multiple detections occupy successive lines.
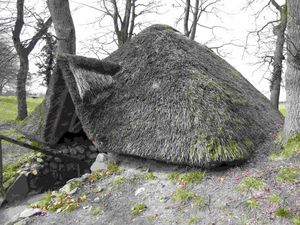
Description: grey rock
xmin=90 ymin=161 xmax=107 ymax=172
xmin=5 ymin=174 xmax=29 ymax=203
xmin=19 ymin=208 xmax=41 ymax=218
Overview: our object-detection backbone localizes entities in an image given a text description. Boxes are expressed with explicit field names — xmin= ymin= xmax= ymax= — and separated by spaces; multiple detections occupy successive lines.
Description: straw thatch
xmin=54 ymin=24 xmax=282 ymax=167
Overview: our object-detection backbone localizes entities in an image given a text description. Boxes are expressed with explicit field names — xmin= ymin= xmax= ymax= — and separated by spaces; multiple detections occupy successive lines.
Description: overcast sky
xmin=27 ymin=0 xmax=286 ymax=101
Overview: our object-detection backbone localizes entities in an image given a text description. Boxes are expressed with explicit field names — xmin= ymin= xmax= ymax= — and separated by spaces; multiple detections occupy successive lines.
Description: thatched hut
xmin=20 ymin=25 xmax=282 ymax=167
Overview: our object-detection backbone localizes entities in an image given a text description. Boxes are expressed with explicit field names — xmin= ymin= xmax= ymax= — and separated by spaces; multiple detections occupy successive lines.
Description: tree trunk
xmin=270 ymin=4 xmax=287 ymax=109
xmin=183 ymin=0 xmax=190 ymax=37
xmin=190 ymin=0 xmax=199 ymax=40
xmin=44 ymin=0 xmax=77 ymax=144
xmin=16 ymin=55 xmax=29 ymax=120
xmin=283 ymin=0 xmax=300 ymax=141
xmin=47 ymin=0 xmax=76 ymax=54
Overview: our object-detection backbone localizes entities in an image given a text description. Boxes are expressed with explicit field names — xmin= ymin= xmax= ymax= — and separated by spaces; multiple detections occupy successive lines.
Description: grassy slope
xmin=0 ymin=96 xmax=43 ymax=122
xmin=279 ymin=103 xmax=286 ymax=117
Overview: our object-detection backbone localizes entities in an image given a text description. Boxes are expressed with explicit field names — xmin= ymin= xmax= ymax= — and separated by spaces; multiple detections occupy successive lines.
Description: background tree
xmin=283 ymin=0 xmax=300 ymax=140
xmin=12 ymin=0 xmax=52 ymax=119
xmin=76 ymin=0 xmax=160 ymax=57
xmin=0 ymin=39 xmax=17 ymax=95
xmin=35 ymin=25 xmax=57 ymax=87
xmin=178 ymin=0 xmax=222 ymax=41
xmin=244 ymin=0 xmax=287 ymax=109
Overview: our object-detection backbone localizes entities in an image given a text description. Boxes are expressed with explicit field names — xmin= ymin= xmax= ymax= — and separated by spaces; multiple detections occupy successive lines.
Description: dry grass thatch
xmin=21 ymin=25 xmax=283 ymax=167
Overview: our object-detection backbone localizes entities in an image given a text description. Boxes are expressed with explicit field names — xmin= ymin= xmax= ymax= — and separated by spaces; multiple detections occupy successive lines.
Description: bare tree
xmin=74 ymin=0 xmax=160 ymax=57
xmin=269 ymin=1 xmax=287 ymax=109
xmin=176 ymin=0 xmax=222 ymax=41
xmin=0 ymin=39 xmax=17 ymax=95
xmin=35 ymin=26 xmax=57 ymax=86
xmin=12 ymin=0 xmax=52 ymax=120
xmin=283 ymin=0 xmax=300 ymax=141
xmin=244 ymin=0 xmax=287 ymax=109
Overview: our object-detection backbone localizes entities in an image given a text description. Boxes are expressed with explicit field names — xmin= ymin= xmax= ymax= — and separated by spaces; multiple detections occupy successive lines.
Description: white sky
xmin=26 ymin=0 xmax=286 ymax=101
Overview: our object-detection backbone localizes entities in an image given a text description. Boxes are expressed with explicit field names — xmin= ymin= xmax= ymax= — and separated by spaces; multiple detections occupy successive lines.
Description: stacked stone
xmin=17 ymin=138 xmax=101 ymax=196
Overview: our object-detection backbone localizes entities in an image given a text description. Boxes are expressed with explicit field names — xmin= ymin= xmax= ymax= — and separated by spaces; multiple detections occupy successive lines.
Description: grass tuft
xmin=131 ymin=203 xmax=147 ymax=216
xmin=143 ymin=172 xmax=157 ymax=180
xmin=275 ymin=207 xmax=292 ymax=218
xmin=237 ymin=177 xmax=265 ymax=192
xmin=276 ymin=167 xmax=300 ymax=183
xmin=168 ymin=171 xmax=205 ymax=184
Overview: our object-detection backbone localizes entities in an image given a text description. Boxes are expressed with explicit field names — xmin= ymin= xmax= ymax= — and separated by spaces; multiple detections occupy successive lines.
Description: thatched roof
xmin=58 ymin=24 xmax=282 ymax=167
xmin=21 ymin=24 xmax=282 ymax=167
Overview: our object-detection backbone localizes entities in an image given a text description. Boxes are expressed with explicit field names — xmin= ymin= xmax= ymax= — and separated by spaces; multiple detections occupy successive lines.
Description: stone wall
xmin=17 ymin=138 xmax=100 ymax=196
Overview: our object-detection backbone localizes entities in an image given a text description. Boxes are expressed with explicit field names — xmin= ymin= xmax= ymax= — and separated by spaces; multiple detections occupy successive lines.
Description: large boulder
xmin=56 ymin=24 xmax=282 ymax=167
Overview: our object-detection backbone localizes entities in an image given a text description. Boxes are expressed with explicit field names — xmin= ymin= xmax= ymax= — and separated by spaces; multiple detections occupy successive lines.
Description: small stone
xmin=19 ymin=208 xmax=41 ymax=218
xmin=93 ymin=197 xmax=100 ymax=203
xmin=62 ymin=148 xmax=70 ymax=154
xmin=134 ymin=187 xmax=145 ymax=196
xmin=89 ymin=145 xmax=97 ymax=152
xmin=76 ymin=154 xmax=85 ymax=160
xmin=75 ymin=146 xmax=85 ymax=154
xmin=89 ymin=153 xmax=98 ymax=159
xmin=54 ymin=157 xmax=62 ymax=163
xmin=70 ymin=148 xmax=77 ymax=155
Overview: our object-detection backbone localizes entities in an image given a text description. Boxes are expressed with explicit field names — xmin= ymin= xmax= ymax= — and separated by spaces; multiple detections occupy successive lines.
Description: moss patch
xmin=3 ymin=152 xmax=39 ymax=189
xmin=143 ymin=172 xmax=157 ymax=180
xmin=188 ymin=215 xmax=199 ymax=225
xmin=237 ymin=177 xmax=265 ymax=192
xmin=269 ymin=194 xmax=282 ymax=204
xmin=275 ymin=207 xmax=292 ymax=218
xmin=276 ymin=167 xmax=300 ymax=183
xmin=171 ymin=188 xmax=195 ymax=203
xmin=168 ymin=171 xmax=205 ymax=184
xmin=171 ymin=188 xmax=208 ymax=208
xmin=246 ymin=199 xmax=260 ymax=209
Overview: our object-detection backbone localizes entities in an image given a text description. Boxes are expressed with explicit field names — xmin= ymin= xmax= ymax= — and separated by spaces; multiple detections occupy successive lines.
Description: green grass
xmin=276 ymin=167 xmax=300 ymax=183
xmin=237 ymin=177 xmax=265 ymax=192
xmin=0 ymin=96 xmax=43 ymax=122
xmin=131 ymin=203 xmax=147 ymax=216
xmin=168 ymin=171 xmax=205 ymax=184
xmin=279 ymin=103 xmax=286 ymax=117
xmin=275 ymin=207 xmax=292 ymax=218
